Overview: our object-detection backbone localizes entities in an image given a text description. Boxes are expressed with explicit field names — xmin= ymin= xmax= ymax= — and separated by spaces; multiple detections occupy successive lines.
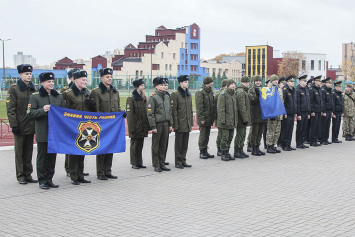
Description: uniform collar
xmin=39 ymin=86 xmax=60 ymax=97
xmin=99 ymin=82 xmax=117 ymax=94
xmin=178 ymin=86 xmax=190 ymax=98
xmin=71 ymin=83 xmax=88 ymax=97
xmin=17 ymin=79 xmax=36 ymax=91
xmin=132 ymin=89 xmax=142 ymax=100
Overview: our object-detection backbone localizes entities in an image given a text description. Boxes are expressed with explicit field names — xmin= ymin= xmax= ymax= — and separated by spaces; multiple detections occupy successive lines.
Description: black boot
xmin=221 ymin=150 xmax=229 ymax=161
xmin=199 ymin=149 xmax=208 ymax=159
xmin=240 ymin=148 xmax=249 ymax=158
xmin=247 ymin=143 xmax=252 ymax=152
xmin=251 ymin=146 xmax=261 ymax=156
xmin=205 ymin=149 xmax=215 ymax=158
xmin=217 ymin=147 xmax=222 ymax=156
xmin=234 ymin=148 xmax=245 ymax=159
xmin=227 ymin=149 xmax=235 ymax=160
xmin=273 ymin=145 xmax=281 ymax=153
xmin=257 ymin=146 xmax=265 ymax=155
xmin=267 ymin=145 xmax=276 ymax=154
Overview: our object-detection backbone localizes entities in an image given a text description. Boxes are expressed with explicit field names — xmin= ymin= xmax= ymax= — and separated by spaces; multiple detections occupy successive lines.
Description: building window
xmin=206 ymin=68 xmax=209 ymax=73
xmin=219 ymin=69 xmax=222 ymax=74
xmin=165 ymin=64 xmax=168 ymax=70
xmin=136 ymin=70 xmax=139 ymax=77
xmin=318 ymin=60 xmax=321 ymax=71
xmin=191 ymin=43 xmax=193 ymax=49
xmin=213 ymin=68 xmax=216 ymax=73
xmin=140 ymin=71 xmax=143 ymax=76
xmin=225 ymin=69 xmax=228 ymax=74
xmin=185 ymin=43 xmax=188 ymax=49
xmin=129 ymin=53 xmax=131 ymax=57
xmin=169 ymin=64 xmax=172 ymax=71
xmin=161 ymin=52 xmax=164 ymax=59
xmin=311 ymin=60 xmax=314 ymax=70
xmin=191 ymin=65 xmax=194 ymax=71
xmin=324 ymin=61 xmax=326 ymax=71
xmin=181 ymin=53 xmax=184 ymax=60
xmin=157 ymin=32 xmax=159 ymax=36
xmin=185 ymin=66 xmax=187 ymax=71
xmin=181 ymin=42 xmax=183 ymax=48
xmin=178 ymin=65 xmax=180 ymax=71
xmin=173 ymin=53 xmax=175 ymax=59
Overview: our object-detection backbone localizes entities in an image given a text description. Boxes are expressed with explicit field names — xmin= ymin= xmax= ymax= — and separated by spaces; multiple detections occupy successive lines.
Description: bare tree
xmin=342 ymin=60 xmax=355 ymax=81
xmin=278 ymin=51 xmax=307 ymax=77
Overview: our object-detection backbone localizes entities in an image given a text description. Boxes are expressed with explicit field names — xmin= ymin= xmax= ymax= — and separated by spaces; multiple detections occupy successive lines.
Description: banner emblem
xmin=75 ymin=121 xmax=102 ymax=153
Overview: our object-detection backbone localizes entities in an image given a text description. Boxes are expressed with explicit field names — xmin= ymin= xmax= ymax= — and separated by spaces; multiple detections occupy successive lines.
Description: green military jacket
xmin=27 ymin=86 xmax=65 ymax=142
xmin=90 ymin=82 xmax=122 ymax=113
xmin=195 ymin=84 xmax=215 ymax=126
xmin=217 ymin=88 xmax=238 ymax=129
xmin=214 ymin=87 xmax=224 ymax=124
xmin=62 ymin=83 xmax=92 ymax=112
xmin=343 ymin=91 xmax=355 ymax=117
xmin=248 ymin=83 xmax=266 ymax=123
xmin=235 ymin=84 xmax=251 ymax=128
xmin=60 ymin=81 xmax=73 ymax=94
xmin=147 ymin=89 xmax=173 ymax=130
xmin=6 ymin=79 xmax=37 ymax=135
xmin=170 ymin=86 xmax=194 ymax=132
xmin=126 ymin=89 xmax=150 ymax=138
xmin=268 ymin=82 xmax=284 ymax=121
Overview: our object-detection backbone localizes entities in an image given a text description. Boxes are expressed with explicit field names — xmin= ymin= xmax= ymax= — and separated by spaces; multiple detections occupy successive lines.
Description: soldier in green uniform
xmin=126 ymin=79 xmax=150 ymax=169
xmin=91 ymin=68 xmax=124 ymax=180
xmin=6 ymin=64 xmax=38 ymax=184
xmin=147 ymin=77 xmax=173 ymax=172
xmin=248 ymin=75 xmax=266 ymax=156
xmin=214 ymin=79 xmax=228 ymax=156
xmin=195 ymin=76 xmax=215 ymax=159
xmin=27 ymin=72 xmax=65 ymax=189
xmin=62 ymin=70 xmax=96 ymax=185
xmin=217 ymin=79 xmax=238 ymax=161
xmin=170 ymin=75 xmax=193 ymax=169
xmin=234 ymin=76 xmax=251 ymax=158
xmin=343 ymin=82 xmax=355 ymax=141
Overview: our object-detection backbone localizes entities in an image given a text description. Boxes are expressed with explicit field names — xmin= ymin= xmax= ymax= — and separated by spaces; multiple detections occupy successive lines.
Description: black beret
xmin=333 ymin=81 xmax=342 ymax=86
xmin=132 ymin=78 xmax=145 ymax=88
xmin=278 ymin=77 xmax=286 ymax=84
xmin=322 ymin=77 xmax=332 ymax=83
xmin=177 ymin=75 xmax=189 ymax=83
xmin=39 ymin=72 xmax=55 ymax=83
xmin=99 ymin=68 xmax=113 ymax=77
xmin=314 ymin=75 xmax=322 ymax=81
xmin=153 ymin=77 xmax=169 ymax=87
xmin=286 ymin=75 xmax=296 ymax=82
xmin=73 ymin=70 xmax=88 ymax=80
xmin=17 ymin=64 xmax=33 ymax=74
xmin=298 ymin=75 xmax=308 ymax=81
xmin=68 ymin=68 xmax=80 ymax=79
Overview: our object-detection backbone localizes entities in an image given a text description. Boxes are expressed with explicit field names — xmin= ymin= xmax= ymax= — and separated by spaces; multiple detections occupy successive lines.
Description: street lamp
xmin=0 ymin=39 xmax=11 ymax=99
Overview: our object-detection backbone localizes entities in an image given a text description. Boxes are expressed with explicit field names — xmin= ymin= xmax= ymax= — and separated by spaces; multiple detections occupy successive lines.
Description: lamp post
xmin=0 ymin=39 xmax=11 ymax=99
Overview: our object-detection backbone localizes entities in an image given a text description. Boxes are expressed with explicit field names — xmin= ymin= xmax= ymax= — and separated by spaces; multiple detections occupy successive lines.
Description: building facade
xmin=222 ymin=56 xmax=246 ymax=76
xmin=13 ymin=52 xmax=36 ymax=68
xmin=200 ymin=60 xmax=243 ymax=83
xmin=245 ymin=45 xmax=273 ymax=79
xmin=303 ymin=53 xmax=327 ymax=79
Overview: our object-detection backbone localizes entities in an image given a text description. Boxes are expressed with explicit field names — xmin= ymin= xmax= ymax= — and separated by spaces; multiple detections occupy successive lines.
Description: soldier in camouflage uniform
xmin=234 ymin=76 xmax=251 ymax=158
xmin=343 ymin=82 xmax=355 ymax=141
xmin=266 ymin=75 xmax=284 ymax=154
xmin=217 ymin=79 xmax=238 ymax=161
xmin=214 ymin=79 xmax=228 ymax=156
xmin=195 ymin=76 xmax=215 ymax=159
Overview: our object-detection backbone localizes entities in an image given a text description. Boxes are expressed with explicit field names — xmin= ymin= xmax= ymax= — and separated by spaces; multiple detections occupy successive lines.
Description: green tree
xmin=212 ymin=71 xmax=216 ymax=80
xmin=222 ymin=71 xmax=227 ymax=80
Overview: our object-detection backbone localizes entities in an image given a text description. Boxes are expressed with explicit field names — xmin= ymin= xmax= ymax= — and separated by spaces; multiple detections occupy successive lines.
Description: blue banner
xmin=259 ymin=86 xmax=286 ymax=120
xmin=48 ymin=105 xmax=126 ymax=155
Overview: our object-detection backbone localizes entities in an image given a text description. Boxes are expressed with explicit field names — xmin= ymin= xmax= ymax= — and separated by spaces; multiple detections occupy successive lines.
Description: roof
xmin=222 ymin=56 xmax=246 ymax=64
xmin=111 ymin=57 xmax=142 ymax=67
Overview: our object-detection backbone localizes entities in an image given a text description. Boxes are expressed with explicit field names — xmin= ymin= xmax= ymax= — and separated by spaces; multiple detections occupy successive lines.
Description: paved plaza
xmin=1 ymin=128 xmax=355 ymax=237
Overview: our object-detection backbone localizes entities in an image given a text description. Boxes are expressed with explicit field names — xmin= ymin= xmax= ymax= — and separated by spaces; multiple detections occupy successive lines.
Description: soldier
xmin=126 ymin=78 xmax=150 ymax=169
xmin=304 ymin=78 xmax=313 ymax=144
xmin=147 ymin=77 xmax=173 ymax=172
xmin=234 ymin=76 xmax=251 ymax=158
xmin=263 ymin=79 xmax=270 ymax=149
xmin=215 ymin=79 xmax=228 ymax=156
xmin=309 ymin=75 xmax=324 ymax=147
xmin=91 ymin=68 xmax=124 ymax=180
xmin=281 ymin=75 xmax=297 ymax=151
xmin=331 ymin=81 xmax=343 ymax=143
xmin=217 ymin=79 xmax=237 ymax=161
xmin=61 ymin=68 xmax=80 ymax=177
xmin=170 ymin=75 xmax=193 ymax=168
xmin=265 ymin=75 xmax=283 ymax=154
xmin=6 ymin=64 xmax=38 ymax=185
xmin=196 ymin=76 xmax=215 ymax=159
xmin=27 ymin=72 xmax=65 ymax=189
xmin=319 ymin=77 xmax=334 ymax=145
xmin=248 ymin=75 xmax=266 ymax=156
xmin=343 ymin=82 xmax=355 ymax=141
xmin=277 ymin=77 xmax=287 ymax=148
xmin=62 ymin=70 xmax=96 ymax=185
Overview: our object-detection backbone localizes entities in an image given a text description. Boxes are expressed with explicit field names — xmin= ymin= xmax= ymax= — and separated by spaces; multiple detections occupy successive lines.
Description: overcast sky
xmin=1 ymin=0 xmax=354 ymax=68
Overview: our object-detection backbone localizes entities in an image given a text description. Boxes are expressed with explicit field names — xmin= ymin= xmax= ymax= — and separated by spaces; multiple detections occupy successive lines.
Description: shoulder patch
xmin=93 ymin=87 xmax=100 ymax=90
xmin=129 ymin=95 xmax=133 ymax=97
xmin=150 ymin=93 xmax=156 ymax=97
xmin=63 ymin=89 xmax=72 ymax=93
xmin=32 ymin=92 xmax=39 ymax=95
xmin=283 ymin=88 xmax=286 ymax=90
xmin=11 ymin=84 xmax=16 ymax=86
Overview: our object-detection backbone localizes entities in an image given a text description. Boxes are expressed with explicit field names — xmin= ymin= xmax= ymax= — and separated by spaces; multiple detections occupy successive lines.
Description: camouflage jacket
xmin=343 ymin=91 xmax=355 ymax=117
xmin=248 ymin=83 xmax=266 ymax=123
xmin=195 ymin=84 xmax=215 ymax=126
xmin=217 ymin=88 xmax=238 ymax=129
xmin=235 ymin=84 xmax=251 ymax=127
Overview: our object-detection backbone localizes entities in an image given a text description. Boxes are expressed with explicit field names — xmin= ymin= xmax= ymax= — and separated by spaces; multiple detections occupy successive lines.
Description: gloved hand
xmin=243 ymin=121 xmax=248 ymax=126
xmin=85 ymin=99 xmax=96 ymax=107
xmin=255 ymin=87 xmax=260 ymax=97
xmin=122 ymin=111 xmax=127 ymax=118
xmin=12 ymin=126 xmax=20 ymax=134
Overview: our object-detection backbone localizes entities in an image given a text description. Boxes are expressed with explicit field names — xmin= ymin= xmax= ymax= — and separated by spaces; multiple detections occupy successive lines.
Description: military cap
xmin=17 ymin=64 xmax=33 ymax=74
xmin=286 ymin=75 xmax=296 ymax=82
xmin=298 ymin=75 xmax=308 ymax=81
xmin=73 ymin=70 xmax=88 ymax=80
xmin=269 ymin=74 xmax=279 ymax=82
xmin=314 ymin=75 xmax=322 ymax=81
xmin=99 ymin=68 xmax=113 ymax=77
xmin=346 ymin=83 xmax=353 ymax=88
xmin=38 ymin=72 xmax=55 ymax=83
xmin=226 ymin=79 xmax=235 ymax=87
xmin=307 ymin=78 xmax=313 ymax=84
xmin=279 ymin=77 xmax=287 ymax=84
xmin=221 ymin=79 xmax=228 ymax=88
xmin=132 ymin=78 xmax=145 ymax=88
xmin=333 ymin=81 xmax=342 ymax=86
xmin=252 ymin=75 xmax=262 ymax=82
xmin=241 ymin=76 xmax=250 ymax=83
xmin=322 ymin=77 xmax=332 ymax=83
xmin=153 ymin=77 xmax=169 ymax=87
xmin=203 ymin=76 xmax=213 ymax=84
xmin=67 ymin=68 xmax=80 ymax=79
xmin=177 ymin=75 xmax=189 ymax=83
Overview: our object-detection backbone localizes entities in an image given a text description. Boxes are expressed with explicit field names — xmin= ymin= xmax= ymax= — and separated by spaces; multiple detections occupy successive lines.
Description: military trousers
xmin=343 ymin=116 xmax=355 ymax=136
xmin=151 ymin=122 xmax=169 ymax=168
xmin=296 ymin=112 xmax=308 ymax=146
xmin=175 ymin=132 xmax=189 ymax=165
xmin=14 ymin=134 xmax=34 ymax=181
xmin=305 ymin=117 xmax=311 ymax=142
xmin=278 ymin=117 xmax=285 ymax=146
xmin=249 ymin=123 xmax=264 ymax=146
xmin=198 ymin=125 xmax=211 ymax=150
xmin=96 ymin=153 xmax=113 ymax=176
xmin=64 ymin=154 xmax=69 ymax=173
xmin=219 ymin=128 xmax=234 ymax=150
xmin=332 ymin=112 xmax=342 ymax=141
xmin=130 ymin=137 xmax=145 ymax=166
xmin=309 ymin=112 xmax=321 ymax=144
xmin=216 ymin=128 xmax=222 ymax=148
xmin=266 ymin=120 xmax=281 ymax=146
xmin=234 ymin=127 xmax=246 ymax=149
xmin=282 ymin=115 xmax=295 ymax=147
xmin=68 ymin=155 xmax=85 ymax=181
xmin=320 ymin=111 xmax=332 ymax=142
xmin=247 ymin=124 xmax=253 ymax=144
xmin=36 ymin=142 xmax=57 ymax=185
xmin=263 ymin=123 xmax=267 ymax=148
